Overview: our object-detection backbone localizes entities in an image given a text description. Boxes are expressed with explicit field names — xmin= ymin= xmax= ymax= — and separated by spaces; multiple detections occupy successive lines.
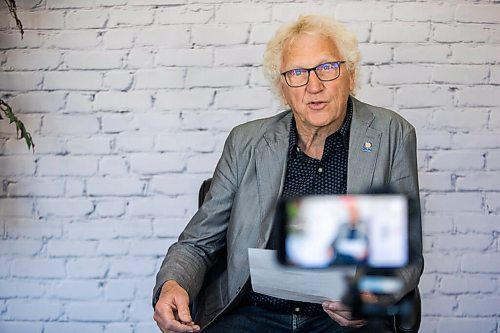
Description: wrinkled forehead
xmin=284 ymin=30 xmax=337 ymax=49
xmin=281 ymin=32 xmax=342 ymax=69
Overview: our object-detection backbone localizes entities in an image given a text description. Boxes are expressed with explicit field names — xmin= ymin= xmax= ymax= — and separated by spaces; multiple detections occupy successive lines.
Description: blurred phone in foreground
xmin=277 ymin=194 xmax=409 ymax=269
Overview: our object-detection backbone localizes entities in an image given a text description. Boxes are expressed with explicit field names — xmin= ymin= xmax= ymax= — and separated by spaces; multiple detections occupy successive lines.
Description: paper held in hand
xmin=248 ymin=248 xmax=355 ymax=304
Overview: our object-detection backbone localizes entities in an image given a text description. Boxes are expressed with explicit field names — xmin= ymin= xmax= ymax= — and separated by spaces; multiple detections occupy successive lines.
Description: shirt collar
xmin=288 ymin=97 xmax=353 ymax=158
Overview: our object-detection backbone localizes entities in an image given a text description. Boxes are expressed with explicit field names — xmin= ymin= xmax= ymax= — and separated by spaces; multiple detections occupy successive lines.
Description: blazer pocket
xmin=202 ymin=250 xmax=228 ymax=316
xmin=203 ymin=282 xmax=225 ymax=316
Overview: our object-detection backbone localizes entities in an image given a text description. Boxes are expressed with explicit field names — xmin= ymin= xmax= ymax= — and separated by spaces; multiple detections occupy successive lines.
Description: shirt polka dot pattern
xmin=245 ymin=99 xmax=353 ymax=316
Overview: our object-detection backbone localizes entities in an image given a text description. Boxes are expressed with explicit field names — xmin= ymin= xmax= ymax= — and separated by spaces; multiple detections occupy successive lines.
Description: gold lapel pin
xmin=362 ymin=141 xmax=372 ymax=152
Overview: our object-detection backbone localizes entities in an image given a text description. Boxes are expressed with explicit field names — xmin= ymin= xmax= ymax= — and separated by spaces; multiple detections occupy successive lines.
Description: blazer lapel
xmin=347 ymin=97 xmax=382 ymax=194
xmin=255 ymin=112 xmax=291 ymax=247
xmin=252 ymin=99 xmax=381 ymax=246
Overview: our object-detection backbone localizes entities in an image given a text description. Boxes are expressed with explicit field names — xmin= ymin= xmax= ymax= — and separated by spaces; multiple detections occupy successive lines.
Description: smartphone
xmin=277 ymin=194 xmax=409 ymax=269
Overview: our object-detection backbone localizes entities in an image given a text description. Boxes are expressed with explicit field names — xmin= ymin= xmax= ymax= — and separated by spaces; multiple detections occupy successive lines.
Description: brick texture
xmin=0 ymin=1 xmax=499 ymax=333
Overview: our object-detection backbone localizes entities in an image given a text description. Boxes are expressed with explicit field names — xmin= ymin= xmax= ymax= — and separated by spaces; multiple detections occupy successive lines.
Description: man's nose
xmin=306 ymin=70 xmax=324 ymax=93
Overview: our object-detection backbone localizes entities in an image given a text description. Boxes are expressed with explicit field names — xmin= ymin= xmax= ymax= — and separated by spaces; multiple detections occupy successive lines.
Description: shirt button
xmin=294 ymin=307 xmax=300 ymax=313
xmin=318 ymin=167 xmax=323 ymax=173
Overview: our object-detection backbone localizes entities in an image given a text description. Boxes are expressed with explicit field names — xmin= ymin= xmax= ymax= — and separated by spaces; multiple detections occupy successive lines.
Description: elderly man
xmin=153 ymin=15 xmax=423 ymax=333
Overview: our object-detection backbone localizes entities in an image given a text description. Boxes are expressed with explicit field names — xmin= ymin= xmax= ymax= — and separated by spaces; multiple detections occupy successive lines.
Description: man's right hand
xmin=153 ymin=280 xmax=201 ymax=333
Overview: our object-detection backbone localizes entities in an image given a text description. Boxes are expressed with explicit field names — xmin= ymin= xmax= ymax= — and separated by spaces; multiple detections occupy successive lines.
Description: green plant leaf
xmin=0 ymin=98 xmax=35 ymax=151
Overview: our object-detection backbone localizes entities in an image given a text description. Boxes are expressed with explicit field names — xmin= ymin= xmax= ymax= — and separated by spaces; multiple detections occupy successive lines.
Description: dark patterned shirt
xmin=245 ymin=99 xmax=353 ymax=315
xmin=282 ymin=103 xmax=352 ymax=198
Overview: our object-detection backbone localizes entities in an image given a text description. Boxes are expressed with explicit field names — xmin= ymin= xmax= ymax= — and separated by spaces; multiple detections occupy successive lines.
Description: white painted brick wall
xmin=0 ymin=1 xmax=499 ymax=333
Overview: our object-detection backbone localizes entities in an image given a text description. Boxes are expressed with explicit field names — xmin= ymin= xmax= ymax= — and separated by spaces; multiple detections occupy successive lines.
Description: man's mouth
xmin=307 ymin=101 xmax=328 ymax=110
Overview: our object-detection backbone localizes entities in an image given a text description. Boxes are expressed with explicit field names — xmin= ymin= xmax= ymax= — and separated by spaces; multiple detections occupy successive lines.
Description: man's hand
xmin=153 ymin=280 xmax=201 ymax=333
xmin=322 ymin=301 xmax=367 ymax=328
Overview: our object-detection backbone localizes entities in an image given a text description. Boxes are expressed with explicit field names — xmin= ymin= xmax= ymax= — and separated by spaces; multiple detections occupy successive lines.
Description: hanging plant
xmin=4 ymin=0 xmax=24 ymax=38
xmin=2 ymin=0 xmax=34 ymax=151
xmin=0 ymin=99 xmax=35 ymax=151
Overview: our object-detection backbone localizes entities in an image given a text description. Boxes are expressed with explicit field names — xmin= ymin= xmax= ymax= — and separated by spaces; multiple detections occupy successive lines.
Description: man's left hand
xmin=322 ymin=301 xmax=367 ymax=328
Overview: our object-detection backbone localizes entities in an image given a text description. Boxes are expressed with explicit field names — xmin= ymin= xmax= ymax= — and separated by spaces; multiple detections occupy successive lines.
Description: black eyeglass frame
xmin=281 ymin=61 xmax=347 ymax=88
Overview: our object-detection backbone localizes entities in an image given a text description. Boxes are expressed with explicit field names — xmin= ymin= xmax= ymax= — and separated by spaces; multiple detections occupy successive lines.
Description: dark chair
xmin=394 ymin=287 xmax=421 ymax=333
xmin=198 ymin=178 xmax=421 ymax=333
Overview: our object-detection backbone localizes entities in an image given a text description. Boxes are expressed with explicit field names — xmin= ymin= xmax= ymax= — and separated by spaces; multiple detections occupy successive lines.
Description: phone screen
xmin=278 ymin=195 xmax=409 ymax=269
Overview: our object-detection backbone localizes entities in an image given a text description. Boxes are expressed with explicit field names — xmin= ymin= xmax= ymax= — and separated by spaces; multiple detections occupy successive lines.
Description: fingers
xmin=325 ymin=310 xmax=367 ymax=328
xmin=154 ymin=281 xmax=201 ymax=333
xmin=322 ymin=301 xmax=367 ymax=328
xmin=159 ymin=324 xmax=199 ymax=333
xmin=175 ymin=295 xmax=194 ymax=324
xmin=322 ymin=301 xmax=351 ymax=312
xmin=154 ymin=304 xmax=200 ymax=333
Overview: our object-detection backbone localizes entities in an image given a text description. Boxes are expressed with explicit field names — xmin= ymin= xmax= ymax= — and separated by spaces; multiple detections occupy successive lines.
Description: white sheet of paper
xmin=248 ymin=248 xmax=355 ymax=304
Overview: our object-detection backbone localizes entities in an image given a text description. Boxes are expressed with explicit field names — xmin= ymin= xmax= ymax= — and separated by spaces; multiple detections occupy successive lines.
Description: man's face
xmin=280 ymin=33 xmax=355 ymax=133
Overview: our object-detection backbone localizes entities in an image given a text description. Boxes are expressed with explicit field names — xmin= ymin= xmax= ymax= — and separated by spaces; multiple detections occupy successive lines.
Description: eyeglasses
xmin=281 ymin=61 xmax=346 ymax=88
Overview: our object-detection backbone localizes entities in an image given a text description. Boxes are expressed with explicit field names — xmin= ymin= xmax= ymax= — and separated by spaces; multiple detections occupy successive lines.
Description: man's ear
xmin=349 ymin=68 xmax=356 ymax=93
xmin=281 ymin=94 xmax=289 ymax=107
xmin=279 ymin=81 xmax=289 ymax=107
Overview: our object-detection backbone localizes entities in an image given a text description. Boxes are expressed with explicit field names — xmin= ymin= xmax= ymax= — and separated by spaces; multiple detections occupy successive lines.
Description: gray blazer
xmin=153 ymin=96 xmax=423 ymax=329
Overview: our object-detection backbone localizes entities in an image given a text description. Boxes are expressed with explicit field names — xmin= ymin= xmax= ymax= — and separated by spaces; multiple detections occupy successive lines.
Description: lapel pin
xmin=362 ymin=141 xmax=372 ymax=153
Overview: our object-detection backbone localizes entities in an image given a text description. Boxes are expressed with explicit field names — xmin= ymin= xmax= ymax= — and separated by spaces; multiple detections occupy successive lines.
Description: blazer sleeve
xmin=388 ymin=126 xmax=424 ymax=301
xmin=152 ymin=129 xmax=239 ymax=306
